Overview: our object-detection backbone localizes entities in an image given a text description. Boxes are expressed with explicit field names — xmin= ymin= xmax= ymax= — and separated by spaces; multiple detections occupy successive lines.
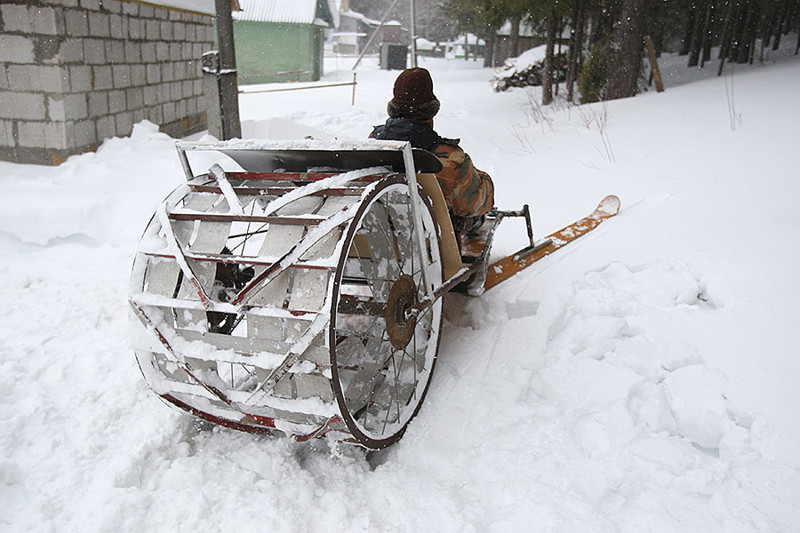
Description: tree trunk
xmin=542 ymin=13 xmax=558 ymax=106
xmin=605 ymin=0 xmax=645 ymax=100
xmin=510 ymin=15 xmax=521 ymax=58
xmin=688 ymin=2 xmax=706 ymax=66
xmin=718 ymin=1 xmax=737 ymax=75
xmin=483 ymin=31 xmax=495 ymax=68
xmin=645 ymin=35 xmax=664 ymax=92
xmin=700 ymin=2 xmax=715 ymax=67
xmin=680 ymin=8 xmax=696 ymax=55
xmin=739 ymin=3 xmax=760 ymax=64
xmin=566 ymin=0 xmax=585 ymax=102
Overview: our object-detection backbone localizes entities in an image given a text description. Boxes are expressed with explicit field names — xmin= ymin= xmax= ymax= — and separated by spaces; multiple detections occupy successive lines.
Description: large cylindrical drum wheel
xmin=330 ymin=176 xmax=444 ymax=448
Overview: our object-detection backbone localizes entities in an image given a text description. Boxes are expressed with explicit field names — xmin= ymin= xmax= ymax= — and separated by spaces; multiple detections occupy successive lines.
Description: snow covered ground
xmin=2 ymin=42 xmax=800 ymax=531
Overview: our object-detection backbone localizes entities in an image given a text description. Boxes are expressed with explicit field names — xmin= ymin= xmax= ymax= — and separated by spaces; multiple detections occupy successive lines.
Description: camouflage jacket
xmin=371 ymin=118 xmax=495 ymax=218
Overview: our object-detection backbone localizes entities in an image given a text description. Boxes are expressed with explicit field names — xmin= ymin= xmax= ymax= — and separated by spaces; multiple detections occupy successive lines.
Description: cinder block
xmin=142 ymin=85 xmax=158 ymax=106
xmin=172 ymin=61 xmax=185 ymax=80
xmin=160 ymin=21 xmax=173 ymax=41
xmin=17 ymin=122 xmax=46 ymax=147
xmin=92 ymin=65 xmax=112 ymax=89
xmin=133 ymin=108 xmax=145 ymax=123
xmin=108 ymin=89 xmax=126 ymax=113
xmin=64 ymin=9 xmax=89 ymax=36
xmin=44 ymin=121 xmax=67 ymax=149
xmin=47 ymin=95 xmax=65 ymax=121
xmin=122 ymin=2 xmax=139 ymax=16
xmin=160 ymin=62 xmax=173 ymax=82
xmin=0 ymin=92 xmax=46 ymax=120
xmin=1 ymin=5 xmax=32 ymax=33
xmin=182 ymin=80 xmax=192 ymax=98
xmin=128 ymin=17 xmax=143 ymax=39
xmin=185 ymin=24 xmax=196 ymax=41
xmin=126 ymin=87 xmax=143 ymax=109
xmin=112 ymin=64 xmax=130 ymax=88
xmin=0 ymin=35 xmax=36 ymax=64
xmin=169 ymin=43 xmax=181 ymax=59
xmin=0 ymin=120 xmax=14 ymax=147
xmin=69 ymin=64 xmax=92 ymax=92
xmin=83 ymin=39 xmax=106 ymax=64
xmin=157 ymin=82 xmax=170 ymax=102
xmin=7 ymin=65 xmax=64 ymax=93
xmin=130 ymin=64 xmax=145 ymax=86
xmin=176 ymin=99 xmax=187 ymax=118
xmin=102 ymin=0 xmax=122 ymax=14
xmin=88 ymin=12 xmax=110 ymax=37
xmin=70 ymin=119 xmax=97 ymax=148
xmin=181 ymin=42 xmax=193 ymax=60
xmin=146 ymin=64 xmax=161 ymax=84
xmin=174 ymin=22 xmax=186 ymax=41
xmin=106 ymin=40 xmax=125 ymax=63
xmin=153 ymin=5 xmax=169 ymax=20
xmin=193 ymin=79 xmax=203 ymax=96
xmin=170 ymin=81 xmax=182 ymax=100
xmin=32 ymin=6 xmax=59 ymax=35
xmin=58 ymin=38 xmax=85 ymax=64
xmin=145 ymin=20 xmax=160 ymax=40
xmin=163 ymin=101 xmax=176 ymax=122
xmin=156 ymin=42 xmax=169 ymax=61
xmin=138 ymin=4 xmax=154 ymax=18
xmin=0 ymin=67 xmax=8 ymax=90
xmin=140 ymin=42 xmax=155 ymax=63
xmin=63 ymin=93 xmax=88 ymax=120
xmin=115 ymin=111 xmax=133 ymax=136
xmin=87 ymin=91 xmax=108 ymax=117
xmin=96 ymin=115 xmax=115 ymax=140
xmin=124 ymin=42 xmax=141 ymax=63
xmin=147 ymin=105 xmax=163 ymax=124
xmin=109 ymin=14 xmax=123 ymax=39
xmin=79 ymin=0 xmax=102 ymax=12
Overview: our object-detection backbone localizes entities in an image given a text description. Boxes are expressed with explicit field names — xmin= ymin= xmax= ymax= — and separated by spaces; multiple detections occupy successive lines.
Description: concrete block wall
xmin=0 ymin=0 xmax=214 ymax=165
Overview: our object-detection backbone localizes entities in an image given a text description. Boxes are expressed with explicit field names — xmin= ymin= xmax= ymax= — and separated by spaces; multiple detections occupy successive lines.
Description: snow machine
xmin=129 ymin=139 xmax=619 ymax=449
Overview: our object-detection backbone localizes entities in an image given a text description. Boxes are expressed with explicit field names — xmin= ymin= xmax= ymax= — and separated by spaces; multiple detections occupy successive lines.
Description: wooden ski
xmin=483 ymin=195 xmax=621 ymax=291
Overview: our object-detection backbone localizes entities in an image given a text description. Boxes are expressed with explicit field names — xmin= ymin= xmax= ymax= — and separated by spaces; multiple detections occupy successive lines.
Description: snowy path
xmin=2 ymin=48 xmax=800 ymax=531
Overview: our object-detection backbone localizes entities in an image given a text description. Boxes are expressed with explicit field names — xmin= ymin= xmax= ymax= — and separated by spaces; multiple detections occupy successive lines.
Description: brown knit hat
xmin=393 ymin=67 xmax=435 ymax=104
xmin=388 ymin=67 xmax=440 ymax=120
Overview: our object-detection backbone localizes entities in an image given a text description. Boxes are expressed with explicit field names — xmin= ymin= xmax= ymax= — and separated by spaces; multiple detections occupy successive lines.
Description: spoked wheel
xmin=331 ymin=176 xmax=444 ymax=448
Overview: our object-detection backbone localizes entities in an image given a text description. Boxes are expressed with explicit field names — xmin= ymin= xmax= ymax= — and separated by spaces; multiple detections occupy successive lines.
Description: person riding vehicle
xmin=370 ymin=67 xmax=495 ymax=242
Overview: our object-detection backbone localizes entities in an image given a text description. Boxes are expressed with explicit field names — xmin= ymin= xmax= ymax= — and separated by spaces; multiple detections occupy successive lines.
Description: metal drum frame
xmin=129 ymin=140 xmax=445 ymax=448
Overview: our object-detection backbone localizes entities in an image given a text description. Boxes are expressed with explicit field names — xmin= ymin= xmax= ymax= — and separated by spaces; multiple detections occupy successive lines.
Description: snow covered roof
xmin=142 ymin=0 xmax=216 ymax=16
xmin=234 ymin=0 xmax=335 ymax=27
xmin=339 ymin=10 xmax=380 ymax=26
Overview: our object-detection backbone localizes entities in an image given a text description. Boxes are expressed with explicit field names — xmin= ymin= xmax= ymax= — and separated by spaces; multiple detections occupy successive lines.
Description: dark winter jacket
xmin=370 ymin=118 xmax=494 ymax=218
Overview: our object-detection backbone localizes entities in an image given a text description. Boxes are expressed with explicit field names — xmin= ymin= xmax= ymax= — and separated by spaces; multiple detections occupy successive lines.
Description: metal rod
xmin=352 ymin=0 xmax=402 ymax=70
xmin=401 ymin=143 xmax=432 ymax=301
xmin=239 ymin=79 xmax=357 ymax=95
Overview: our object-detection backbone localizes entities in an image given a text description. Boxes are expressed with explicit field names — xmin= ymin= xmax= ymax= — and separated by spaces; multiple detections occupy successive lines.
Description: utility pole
xmin=214 ymin=0 xmax=241 ymax=139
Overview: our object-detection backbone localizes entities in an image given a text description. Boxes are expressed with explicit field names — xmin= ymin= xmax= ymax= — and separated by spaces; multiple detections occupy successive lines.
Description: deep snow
xmin=1 ymin=43 xmax=800 ymax=532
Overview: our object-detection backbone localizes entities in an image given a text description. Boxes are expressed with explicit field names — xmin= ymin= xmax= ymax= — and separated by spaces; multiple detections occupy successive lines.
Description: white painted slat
xmin=289 ymin=269 xmax=330 ymax=312
xmin=258 ymin=225 xmax=305 ymax=258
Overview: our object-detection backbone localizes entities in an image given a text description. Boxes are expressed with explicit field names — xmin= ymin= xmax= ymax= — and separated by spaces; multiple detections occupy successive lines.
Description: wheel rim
xmin=330 ymin=178 xmax=443 ymax=448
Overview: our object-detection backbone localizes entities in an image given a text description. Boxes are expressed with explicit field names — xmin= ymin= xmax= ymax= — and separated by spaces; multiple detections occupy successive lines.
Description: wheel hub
xmin=385 ymin=274 xmax=418 ymax=350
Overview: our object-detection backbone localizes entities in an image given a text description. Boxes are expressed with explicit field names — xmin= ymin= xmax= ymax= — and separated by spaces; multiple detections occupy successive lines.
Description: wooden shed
xmin=233 ymin=0 xmax=336 ymax=84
